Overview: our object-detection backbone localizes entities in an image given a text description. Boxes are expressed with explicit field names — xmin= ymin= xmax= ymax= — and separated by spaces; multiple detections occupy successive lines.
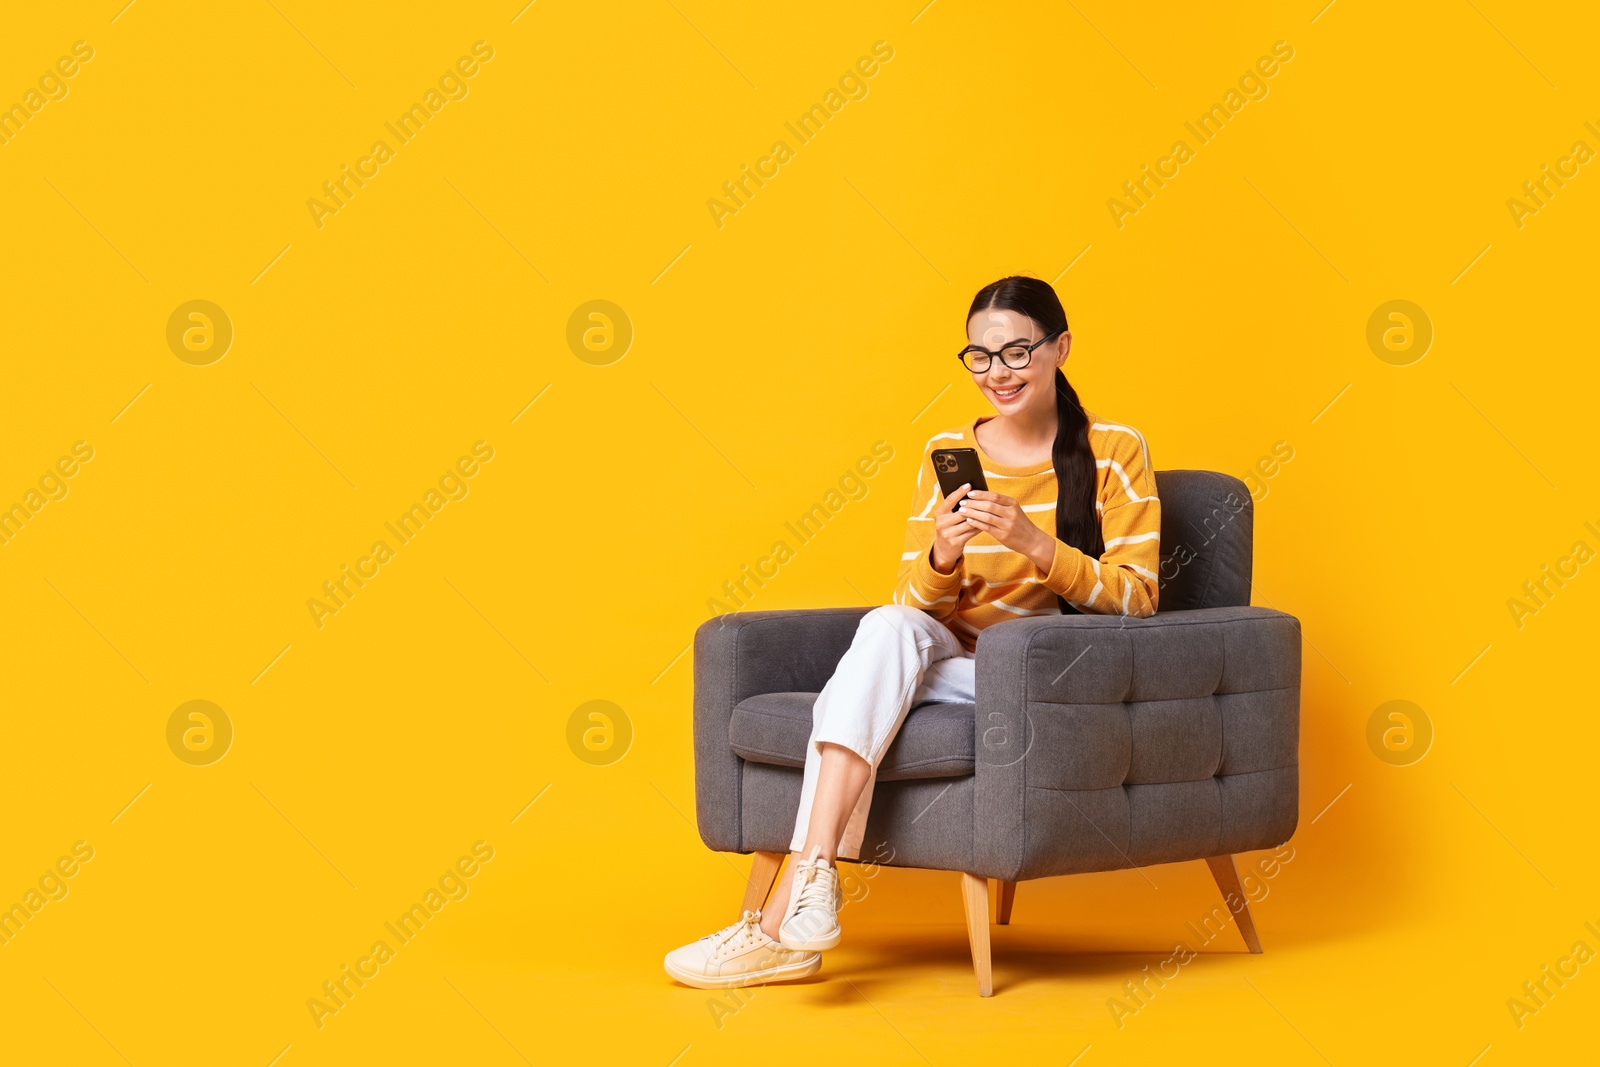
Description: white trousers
xmin=788 ymin=604 xmax=976 ymax=860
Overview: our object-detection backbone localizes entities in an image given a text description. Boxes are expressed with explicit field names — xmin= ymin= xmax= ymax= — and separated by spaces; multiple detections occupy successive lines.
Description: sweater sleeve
xmin=892 ymin=440 xmax=964 ymax=620
xmin=1038 ymin=431 xmax=1161 ymax=616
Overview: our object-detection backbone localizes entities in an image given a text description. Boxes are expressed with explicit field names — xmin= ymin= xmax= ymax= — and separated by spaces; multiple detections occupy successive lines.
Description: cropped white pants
xmin=788 ymin=604 xmax=976 ymax=860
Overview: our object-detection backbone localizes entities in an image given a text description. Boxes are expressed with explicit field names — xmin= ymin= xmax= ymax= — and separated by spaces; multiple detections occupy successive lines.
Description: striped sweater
xmin=892 ymin=413 xmax=1161 ymax=653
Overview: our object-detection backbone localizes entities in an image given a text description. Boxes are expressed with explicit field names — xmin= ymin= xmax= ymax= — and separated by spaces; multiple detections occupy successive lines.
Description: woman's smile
xmin=990 ymin=381 xmax=1026 ymax=404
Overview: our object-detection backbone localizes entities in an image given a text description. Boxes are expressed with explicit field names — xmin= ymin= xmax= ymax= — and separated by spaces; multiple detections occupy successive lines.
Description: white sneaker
xmin=663 ymin=909 xmax=821 ymax=989
xmin=778 ymin=845 xmax=843 ymax=951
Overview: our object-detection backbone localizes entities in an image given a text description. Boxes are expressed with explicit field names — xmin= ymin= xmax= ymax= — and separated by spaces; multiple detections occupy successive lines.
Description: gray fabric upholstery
xmin=693 ymin=607 xmax=870 ymax=853
xmin=1154 ymin=470 xmax=1254 ymax=612
xmin=730 ymin=693 xmax=976 ymax=780
xmin=691 ymin=469 xmax=1300 ymax=883
xmin=969 ymin=607 xmax=1300 ymax=879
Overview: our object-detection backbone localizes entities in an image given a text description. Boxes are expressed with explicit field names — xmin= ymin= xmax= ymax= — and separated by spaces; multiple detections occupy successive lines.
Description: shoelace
xmin=793 ymin=856 xmax=838 ymax=913
xmin=709 ymin=909 xmax=764 ymax=960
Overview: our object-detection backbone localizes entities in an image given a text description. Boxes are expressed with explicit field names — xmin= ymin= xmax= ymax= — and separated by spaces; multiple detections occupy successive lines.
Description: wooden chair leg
xmin=1204 ymin=854 xmax=1263 ymax=953
xmin=959 ymin=872 xmax=994 ymax=996
xmin=994 ymin=880 xmax=1016 ymax=925
xmin=742 ymin=851 xmax=785 ymax=915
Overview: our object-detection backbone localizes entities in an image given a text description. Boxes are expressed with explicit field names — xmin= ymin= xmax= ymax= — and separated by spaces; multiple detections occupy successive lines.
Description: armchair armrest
xmin=971 ymin=606 xmax=1302 ymax=880
xmin=692 ymin=608 xmax=872 ymax=853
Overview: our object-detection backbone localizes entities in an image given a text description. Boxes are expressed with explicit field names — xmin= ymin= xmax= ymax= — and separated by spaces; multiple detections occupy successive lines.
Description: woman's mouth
xmin=992 ymin=382 xmax=1026 ymax=403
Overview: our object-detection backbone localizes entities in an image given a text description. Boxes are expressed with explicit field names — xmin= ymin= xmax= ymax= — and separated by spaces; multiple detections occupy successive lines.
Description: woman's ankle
xmin=797 ymin=843 xmax=836 ymax=865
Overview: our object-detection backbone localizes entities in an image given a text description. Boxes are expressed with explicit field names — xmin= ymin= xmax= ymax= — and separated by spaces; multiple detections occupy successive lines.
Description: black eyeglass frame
xmin=955 ymin=328 xmax=1067 ymax=373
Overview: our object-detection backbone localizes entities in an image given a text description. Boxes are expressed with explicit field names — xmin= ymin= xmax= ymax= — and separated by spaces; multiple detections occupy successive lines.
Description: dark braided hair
xmin=967 ymin=276 xmax=1102 ymax=612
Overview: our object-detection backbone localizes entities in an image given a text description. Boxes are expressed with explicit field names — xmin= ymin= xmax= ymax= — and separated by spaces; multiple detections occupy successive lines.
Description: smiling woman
xmin=903 ymin=276 xmax=1162 ymax=644
xmin=665 ymin=275 xmax=1162 ymax=989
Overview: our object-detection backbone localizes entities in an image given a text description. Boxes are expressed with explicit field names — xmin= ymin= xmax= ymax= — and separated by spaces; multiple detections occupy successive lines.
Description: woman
xmin=664 ymin=275 xmax=1161 ymax=989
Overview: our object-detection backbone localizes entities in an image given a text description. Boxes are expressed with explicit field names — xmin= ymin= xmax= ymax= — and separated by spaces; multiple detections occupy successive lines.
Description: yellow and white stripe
xmin=892 ymin=412 xmax=1161 ymax=654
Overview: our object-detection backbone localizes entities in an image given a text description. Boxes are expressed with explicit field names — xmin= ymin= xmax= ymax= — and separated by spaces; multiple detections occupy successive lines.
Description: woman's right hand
xmin=929 ymin=483 xmax=981 ymax=574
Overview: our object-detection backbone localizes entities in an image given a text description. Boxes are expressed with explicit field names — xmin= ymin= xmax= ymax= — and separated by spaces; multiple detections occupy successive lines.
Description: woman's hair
xmin=967 ymin=276 xmax=1101 ymax=610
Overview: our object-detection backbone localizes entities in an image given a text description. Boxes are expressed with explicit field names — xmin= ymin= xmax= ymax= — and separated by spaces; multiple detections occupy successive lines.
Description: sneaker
xmin=778 ymin=845 xmax=843 ymax=951
xmin=663 ymin=909 xmax=821 ymax=989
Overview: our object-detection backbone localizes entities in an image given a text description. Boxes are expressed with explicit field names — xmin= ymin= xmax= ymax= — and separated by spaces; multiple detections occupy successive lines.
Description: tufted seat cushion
xmin=729 ymin=693 xmax=975 ymax=781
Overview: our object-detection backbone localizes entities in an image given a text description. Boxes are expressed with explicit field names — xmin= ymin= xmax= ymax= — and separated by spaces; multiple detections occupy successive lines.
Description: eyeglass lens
xmin=964 ymin=345 xmax=1031 ymax=371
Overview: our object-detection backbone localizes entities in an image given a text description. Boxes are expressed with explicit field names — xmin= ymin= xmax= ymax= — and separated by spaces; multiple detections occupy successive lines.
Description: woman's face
xmin=965 ymin=307 xmax=1070 ymax=419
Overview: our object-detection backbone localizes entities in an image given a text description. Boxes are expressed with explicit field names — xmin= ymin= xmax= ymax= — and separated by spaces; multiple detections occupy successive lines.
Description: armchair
xmin=691 ymin=470 xmax=1301 ymax=994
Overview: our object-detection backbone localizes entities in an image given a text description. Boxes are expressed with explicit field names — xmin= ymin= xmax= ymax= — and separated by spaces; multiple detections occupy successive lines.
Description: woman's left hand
xmin=957 ymin=490 xmax=1055 ymax=571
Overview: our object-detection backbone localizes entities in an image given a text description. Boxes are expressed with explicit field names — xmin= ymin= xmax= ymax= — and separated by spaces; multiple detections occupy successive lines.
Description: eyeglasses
xmin=956 ymin=328 xmax=1065 ymax=373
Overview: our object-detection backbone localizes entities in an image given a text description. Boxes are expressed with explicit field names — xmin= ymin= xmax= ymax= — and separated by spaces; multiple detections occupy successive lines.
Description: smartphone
xmin=930 ymin=448 xmax=989 ymax=516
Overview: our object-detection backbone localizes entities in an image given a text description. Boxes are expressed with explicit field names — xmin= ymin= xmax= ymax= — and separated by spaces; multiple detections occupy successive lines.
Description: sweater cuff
xmin=913 ymin=544 xmax=964 ymax=595
xmin=1041 ymin=537 xmax=1085 ymax=598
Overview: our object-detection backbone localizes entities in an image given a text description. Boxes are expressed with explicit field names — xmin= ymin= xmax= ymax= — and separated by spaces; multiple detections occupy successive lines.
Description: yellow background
xmin=2 ymin=1 xmax=1596 ymax=1063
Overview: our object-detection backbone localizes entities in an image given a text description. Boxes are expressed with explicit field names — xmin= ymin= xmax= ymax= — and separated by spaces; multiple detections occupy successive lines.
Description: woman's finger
xmin=938 ymin=484 xmax=973 ymax=514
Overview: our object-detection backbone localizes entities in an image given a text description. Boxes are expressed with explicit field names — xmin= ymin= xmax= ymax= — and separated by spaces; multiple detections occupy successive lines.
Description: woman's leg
xmin=757 ymin=605 xmax=967 ymax=941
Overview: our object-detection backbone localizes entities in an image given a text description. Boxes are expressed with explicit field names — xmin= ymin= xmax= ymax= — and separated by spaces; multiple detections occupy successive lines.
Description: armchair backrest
xmin=1151 ymin=470 xmax=1253 ymax=611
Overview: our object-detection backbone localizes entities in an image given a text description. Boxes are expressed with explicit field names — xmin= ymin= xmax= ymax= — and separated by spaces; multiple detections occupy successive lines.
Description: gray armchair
xmin=692 ymin=470 xmax=1301 ymax=994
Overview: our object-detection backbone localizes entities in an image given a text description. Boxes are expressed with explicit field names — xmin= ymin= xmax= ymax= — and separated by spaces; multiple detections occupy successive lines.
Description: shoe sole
xmin=778 ymin=926 xmax=841 ymax=952
xmin=664 ymin=953 xmax=821 ymax=990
